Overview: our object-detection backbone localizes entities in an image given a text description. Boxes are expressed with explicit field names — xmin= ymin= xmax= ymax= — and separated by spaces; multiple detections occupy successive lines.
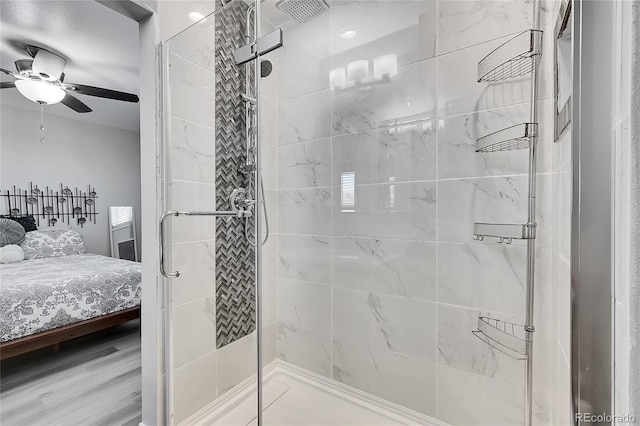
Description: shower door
xmin=161 ymin=1 xmax=264 ymax=424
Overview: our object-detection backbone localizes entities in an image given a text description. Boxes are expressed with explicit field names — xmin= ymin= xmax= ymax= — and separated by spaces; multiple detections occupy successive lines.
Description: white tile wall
xmin=270 ymin=0 xmax=569 ymax=424
xmin=159 ymin=0 xmax=571 ymax=423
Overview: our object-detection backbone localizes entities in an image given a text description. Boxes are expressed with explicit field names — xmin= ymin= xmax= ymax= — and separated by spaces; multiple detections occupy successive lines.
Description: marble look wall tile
xmin=278 ymin=234 xmax=331 ymax=284
xmin=436 ymin=303 xmax=522 ymax=385
xmin=170 ymin=180 xmax=216 ymax=243
xmin=332 ymin=123 xmax=436 ymax=186
xmin=217 ymin=332 xmax=257 ymax=395
xmin=167 ymin=14 xmax=216 ymax=71
xmin=278 ymin=278 xmax=331 ymax=331
xmin=173 ymin=297 xmax=217 ymax=369
xmin=171 ymin=240 xmax=216 ymax=306
xmin=173 ymin=351 xmax=217 ymax=424
xmin=436 ymin=0 xmax=534 ymax=55
xmin=170 ymin=117 xmax=216 ymax=184
xmin=262 ymin=278 xmax=278 ymax=326
xmin=332 ymin=237 xmax=436 ymax=301
xmin=332 ymin=59 xmax=437 ymax=135
xmin=437 ymin=175 xmax=551 ymax=246
xmin=277 ymin=322 xmax=331 ymax=377
xmin=262 ymin=322 xmax=278 ymax=365
xmin=277 ymin=40 xmax=331 ymax=101
xmin=332 ymin=288 xmax=436 ymax=359
xmin=278 ymin=90 xmax=331 ymax=145
xmin=436 ymin=36 xmax=531 ymax=118
xmin=332 ymin=181 xmax=436 ymax=240
xmin=437 ymin=242 xmax=526 ymax=316
xmin=260 ymin=97 xmax=278 ymax=147
xmin=277 ymin=138 xmax=332 ymax=189
xmin=263 ymin=189 xmax=278 ymax=239
xmin=169 ymin=53 xmax=215 ymax=127
xmin=553 ymin=128 xmax=571 ymax=172
xmin=533 ymin=247 xmax=553 ymax=321
xmin=332 ymin=338 xmax=437 ymax=416
xmin=262 ymin=233 xmax=278 ymax=281
xmin=532 ymin=317 xmax=558 ymax=413
xmin=278 ymin=188 xmax=332 ymax=235
xmin=330 ymin=1 xmax=436 ymax=68
xmin=437 ymin=100 xmax=553 ymax=179
xmin=436 ymin=363 xmax=524 ymax=426
xmin=261 ymin=143 xmax=277 ymax=190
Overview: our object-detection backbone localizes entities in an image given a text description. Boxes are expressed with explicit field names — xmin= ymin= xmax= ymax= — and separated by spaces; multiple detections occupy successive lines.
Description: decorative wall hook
xmin=1 ymin=182 xmax=98 ymax=227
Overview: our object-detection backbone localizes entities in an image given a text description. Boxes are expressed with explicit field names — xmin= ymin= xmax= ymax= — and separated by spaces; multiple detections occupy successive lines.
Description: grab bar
xmin=159 ymin=210 xmax=249 ymax=278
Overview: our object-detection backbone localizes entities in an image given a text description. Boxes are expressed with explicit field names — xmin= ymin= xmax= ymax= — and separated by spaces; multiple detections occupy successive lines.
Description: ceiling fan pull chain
xmin=40 ymin=103 xmax=45 ymax=143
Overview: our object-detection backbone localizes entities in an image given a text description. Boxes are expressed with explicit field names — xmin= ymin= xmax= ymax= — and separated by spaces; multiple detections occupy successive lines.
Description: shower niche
xmin=471 ymin=28 xmax=543 ymax=426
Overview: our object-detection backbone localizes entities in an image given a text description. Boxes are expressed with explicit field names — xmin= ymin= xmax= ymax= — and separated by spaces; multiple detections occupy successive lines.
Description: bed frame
xmin=0 ymin=306 xmax=140 ymax=360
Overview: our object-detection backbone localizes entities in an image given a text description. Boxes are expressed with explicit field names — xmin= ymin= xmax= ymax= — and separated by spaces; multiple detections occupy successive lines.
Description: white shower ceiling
xmin=0 ymin=0 xmax=140 ymax=132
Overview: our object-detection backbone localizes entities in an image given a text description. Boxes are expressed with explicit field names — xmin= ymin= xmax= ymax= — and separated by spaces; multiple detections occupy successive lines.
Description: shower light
xmin=373 ymin=54 xmax=398 ymax=78
xmin=329 ymin=68 xmax=346 ymax=90
xmin=15 ymin=79 xmax=66 ymax=105
xmin=332 ymin=56 xmax=397 ymax=92
xmin=188 ymin=11 xmax=205 ymax=22
xmin=347 ymin=60 xmax=368 ymax=82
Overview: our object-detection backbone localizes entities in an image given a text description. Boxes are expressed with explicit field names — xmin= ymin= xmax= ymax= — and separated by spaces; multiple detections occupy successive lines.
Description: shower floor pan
xmin=182 ymin=360 xmax=446 ymax=426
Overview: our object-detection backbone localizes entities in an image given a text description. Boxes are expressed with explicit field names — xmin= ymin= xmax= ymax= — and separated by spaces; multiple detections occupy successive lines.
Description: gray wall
xmin=0 ymin=103 xmax=141 ymax=257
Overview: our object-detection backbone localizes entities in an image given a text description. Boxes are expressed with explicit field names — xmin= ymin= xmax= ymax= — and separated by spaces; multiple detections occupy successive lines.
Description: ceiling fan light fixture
xmin=15 ymin=79 xmax=66 ymax=105
xmin=32 ymin=49 xmax=66 ymax=81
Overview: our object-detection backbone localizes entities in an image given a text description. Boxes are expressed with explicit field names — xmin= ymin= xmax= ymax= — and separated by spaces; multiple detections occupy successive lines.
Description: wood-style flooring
xmin=0 ymin=319 xmax=141 ymax=426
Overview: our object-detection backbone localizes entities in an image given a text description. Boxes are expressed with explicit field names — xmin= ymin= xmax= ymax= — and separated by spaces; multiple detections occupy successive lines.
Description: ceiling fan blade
xmin=63 ymin=83 xmax=139 ymax=103
xmin=1 ymin=67 xmax=16 ymax=77
xmin=0 ymin=82 xmax=16 ymax=89
xmin=61 ymin=94 xmax=92 ymax=113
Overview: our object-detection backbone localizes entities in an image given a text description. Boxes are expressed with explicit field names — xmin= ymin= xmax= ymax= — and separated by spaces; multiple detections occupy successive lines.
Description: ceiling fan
xmin=0 ymin=45 xmax=139 ymax=113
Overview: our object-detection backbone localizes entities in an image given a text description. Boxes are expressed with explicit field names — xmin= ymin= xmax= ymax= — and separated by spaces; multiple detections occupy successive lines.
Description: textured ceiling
xmin=0 ymin=0 xmax=140 ymax=132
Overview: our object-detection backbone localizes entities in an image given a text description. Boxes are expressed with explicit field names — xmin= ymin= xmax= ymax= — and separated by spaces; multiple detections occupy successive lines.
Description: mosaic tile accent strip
xmin=214 ymin=0 xmax=256 ymax=348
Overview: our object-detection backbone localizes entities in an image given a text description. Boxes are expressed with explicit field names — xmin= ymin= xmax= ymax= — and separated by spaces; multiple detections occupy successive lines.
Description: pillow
xmin=0 ymin=215 xmax=38 ymax=232
xmin=0 ymin=244 xmax=24 ymax=264
xmin=20 ymin=229 xmax=87 ymax=259
xmin=0 ymin=218 xmax=26 ymax=247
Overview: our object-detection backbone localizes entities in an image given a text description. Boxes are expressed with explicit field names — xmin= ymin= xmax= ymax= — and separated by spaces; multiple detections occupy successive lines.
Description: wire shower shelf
xmin=476 ymin=123 xmax=538 ymax=153
xmin=472 ymin=316 xmax=529 ymax=360
xmin=473 ymin=222 xmax=536 ymax=243
xmin=477 ymin=30 xmax=543 ymax=83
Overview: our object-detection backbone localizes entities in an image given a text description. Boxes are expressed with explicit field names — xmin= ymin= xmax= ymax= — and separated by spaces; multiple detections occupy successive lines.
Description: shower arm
xmin=159 ymin=210 xmax=249 ymax=278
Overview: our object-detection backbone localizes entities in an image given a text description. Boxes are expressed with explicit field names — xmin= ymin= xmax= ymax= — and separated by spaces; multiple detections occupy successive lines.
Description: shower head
xmin=276 ymin=0 xmax=329 ymax=24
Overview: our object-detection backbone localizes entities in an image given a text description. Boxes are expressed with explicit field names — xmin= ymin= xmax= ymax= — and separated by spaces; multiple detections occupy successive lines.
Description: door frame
xmin=96 ymin=1 xmax=163 ymax=425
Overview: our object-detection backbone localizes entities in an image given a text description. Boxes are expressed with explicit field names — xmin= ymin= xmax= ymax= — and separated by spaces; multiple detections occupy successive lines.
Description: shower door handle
xmin=159 ymin=209 xmax=248 ymax=278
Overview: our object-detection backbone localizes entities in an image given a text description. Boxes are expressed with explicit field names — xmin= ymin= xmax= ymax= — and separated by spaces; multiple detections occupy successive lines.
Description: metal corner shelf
xmin=472 ymin=15 xmax=542 ymax=425
xmin=477 ymin=29 xmax=543 ymax=83
xmin=476 ymin=123 xmax=538 ymax=153
xmin=472 ymin=316 xmax=530 ymax=360
xmin=473 ymin=222 xmax=536 ymax=243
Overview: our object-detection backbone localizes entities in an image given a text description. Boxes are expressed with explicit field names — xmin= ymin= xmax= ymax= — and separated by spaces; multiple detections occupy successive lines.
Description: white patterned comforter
xmin=0 ymin=254 xmax=141 ymax=342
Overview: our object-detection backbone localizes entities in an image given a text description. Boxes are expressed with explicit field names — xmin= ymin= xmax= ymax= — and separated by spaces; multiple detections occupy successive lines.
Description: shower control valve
xmin=230 ymin=188 xmax=255 ymax=216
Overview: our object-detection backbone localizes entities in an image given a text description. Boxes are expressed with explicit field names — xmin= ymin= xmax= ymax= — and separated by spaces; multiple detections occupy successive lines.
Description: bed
xmin=0 ymin=252 xmax=141 ymax=360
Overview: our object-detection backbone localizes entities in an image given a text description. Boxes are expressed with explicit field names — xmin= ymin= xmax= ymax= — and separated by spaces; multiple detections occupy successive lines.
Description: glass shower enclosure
xmin=160 ymin=0 xmax=569 ymax=425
